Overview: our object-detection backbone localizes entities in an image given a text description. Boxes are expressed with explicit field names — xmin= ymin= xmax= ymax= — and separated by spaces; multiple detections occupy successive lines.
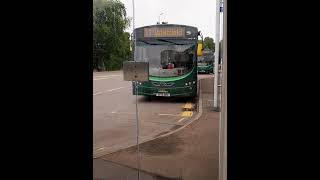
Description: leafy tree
xmin=204 ymin=37 xmax=215 ymax=51
xmin=93 ymin=0 xmax=131 ymax=71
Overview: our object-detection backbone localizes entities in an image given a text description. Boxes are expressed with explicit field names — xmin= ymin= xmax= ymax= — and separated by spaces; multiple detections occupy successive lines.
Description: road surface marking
xmin=110 ymin=111 xmax=135 ymax=115
xmin=178 ymin=118 xmax=186 ymax=122
xmin=181 ymin=111 xmax=193 ymax=117
xmin=93 ymin=75 xmax=121 ymax=81
xmin=94 ymin=75 xmax=120 ymax=78
xmin=143 ymin=120 xmax=178 ymax=126
xmin=93 ymin=77 xmax=111 ymax=81
xmin=181 ymin=102 xmax=194 ymax=117
xmin=93 ymin=92 xmax=102 ymax=96
xmin=106 ymin=87 xmax=124 ymax=92
xmin=93 ymin=87 xmax=124 ymax=96
xmin=183 ymin=102 xmax=194 ymax=111
xmin=96 ymin=147 xmax=105 ymax=151
xmin=158 ymin=113 xmax=180 ymax=117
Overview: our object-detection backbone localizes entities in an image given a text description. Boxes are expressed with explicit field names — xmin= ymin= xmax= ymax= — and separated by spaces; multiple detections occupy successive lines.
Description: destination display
xmin=144 ymin=27 xmax=185 ymax=38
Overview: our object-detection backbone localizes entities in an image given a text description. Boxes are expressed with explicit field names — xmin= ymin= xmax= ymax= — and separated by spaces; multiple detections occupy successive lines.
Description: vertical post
xmin=217 ymin=1 xmax=224 ymax=111
xmin=213 ymin=0 xmax=221 ymax=111
xmin=131 ymin=1 xmax=140 ymax=180
xmin=132 ymin=0 xmax=135 ymax=32
xmin=135 ymin=81 xmax=140 ymax=180
xmin=132 ymin=0 xmax=136 ymax=62
xmin=219 ymin=0 xmax=227 ymax=180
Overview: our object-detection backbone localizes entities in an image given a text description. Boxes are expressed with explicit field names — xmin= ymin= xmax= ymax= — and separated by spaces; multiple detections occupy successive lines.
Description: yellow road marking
xmin=183 ymin=102 xmax=194 ymax=111
xmin=181 ymin=111 xmax=193 ymax=117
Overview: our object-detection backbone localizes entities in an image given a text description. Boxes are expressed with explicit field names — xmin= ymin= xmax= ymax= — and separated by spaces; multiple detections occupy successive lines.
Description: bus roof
xmin=134 ymin=24 xmax=198 ymax=31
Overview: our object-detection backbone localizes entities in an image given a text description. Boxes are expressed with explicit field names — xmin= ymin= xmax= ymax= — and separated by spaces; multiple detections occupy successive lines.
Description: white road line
xmin=93 ymin=92 xmax=102 ymax=96
xmin=178 ymin=118 xmax=186 ymax=122
xmin=110 ymin=111 xmax=135 ymax=115
xmin=158 ymin=113 xmax=180 ymax=117
xmin=95 ymin=147 xmax=105 ymax=151
xmin=93 ymin=75 xmax=121 ymax=80
xmin=93 ymin=87 xmax=124 ymax=96
xmin=106 ymin=87 xmax=124 ymax=92
xmin=93 ymin=77 xmax=111 ymax=81
xmin=94 ymin=75 xmax=120 ymax=78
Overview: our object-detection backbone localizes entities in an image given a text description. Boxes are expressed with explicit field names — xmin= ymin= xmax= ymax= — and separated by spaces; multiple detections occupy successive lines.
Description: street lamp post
xmin=158 ymin=13 xmax=163 ymax=24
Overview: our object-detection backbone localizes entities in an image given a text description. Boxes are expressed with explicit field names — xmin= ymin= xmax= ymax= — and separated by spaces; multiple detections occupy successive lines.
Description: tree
xmin=203 ymin=37 xmax=215 ymax=51
xmin=93 ymin=0 xmax=131 ymax=71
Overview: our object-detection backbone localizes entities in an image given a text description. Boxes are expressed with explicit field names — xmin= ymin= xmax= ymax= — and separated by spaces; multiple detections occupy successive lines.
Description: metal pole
xmin=132 ymin=0 xmax=135 ymax=31
xmin=132 ymin=0 xmax=136 ymax=60
xmin=135 ymin=81 xmax=140 ymax=180
xmin=218 ymin=1 xmax=224 ymax=110
xmin=213 ymin=0 xmax=221 ymax=111
xmin=131 ymin=1 xmax=140 ymax=179
xmin=219 ymin=1 xmax=227 ymax=180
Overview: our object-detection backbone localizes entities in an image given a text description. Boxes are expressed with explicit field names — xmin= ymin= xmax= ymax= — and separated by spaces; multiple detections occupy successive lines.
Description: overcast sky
xmin=120 ymin=0 xmax=223 ymax=41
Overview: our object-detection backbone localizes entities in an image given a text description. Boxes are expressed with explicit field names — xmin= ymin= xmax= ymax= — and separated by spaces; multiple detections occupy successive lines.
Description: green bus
xmin=197 ymin=49 xmax=214 ymax=74
xmin=132 ymin=24 xmax=201 ymax=98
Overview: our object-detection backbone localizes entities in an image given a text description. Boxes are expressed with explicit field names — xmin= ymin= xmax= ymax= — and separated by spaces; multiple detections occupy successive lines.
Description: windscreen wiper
xmin=155 ymin=38 xmax=185 ymax=45
xmin=137 ymin=40 xmax=159 ymax=45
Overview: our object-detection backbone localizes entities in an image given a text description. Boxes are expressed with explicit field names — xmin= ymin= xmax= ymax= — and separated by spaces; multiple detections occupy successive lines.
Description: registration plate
xmin=155 ymin=93 xmax=170 ymax=97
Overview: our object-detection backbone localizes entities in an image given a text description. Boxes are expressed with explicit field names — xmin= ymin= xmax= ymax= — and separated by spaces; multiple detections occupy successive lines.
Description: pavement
xmin=94 ymin=77 xmax=219 ymax=180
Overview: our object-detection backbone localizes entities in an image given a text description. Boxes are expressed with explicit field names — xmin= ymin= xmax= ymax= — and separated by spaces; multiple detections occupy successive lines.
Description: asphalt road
xmin=93 ymin=70 xmax=212 ymax=158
